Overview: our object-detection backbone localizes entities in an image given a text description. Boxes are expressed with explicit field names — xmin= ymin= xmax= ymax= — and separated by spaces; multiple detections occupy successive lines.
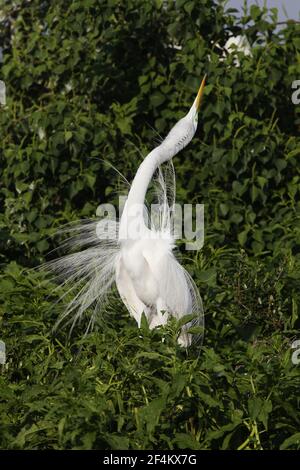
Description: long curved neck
xmin=119 ymin=143 xmax=171 ymax=240
xmin=127 ymin=148 xmax=160 ymax=207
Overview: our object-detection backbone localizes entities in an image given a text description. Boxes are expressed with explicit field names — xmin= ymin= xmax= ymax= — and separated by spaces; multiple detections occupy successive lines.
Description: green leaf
xmin=259 ymin=400 xmax=272 ymax=429
xmin=187 ymin=325 xmax=205 ymax=335
xmin=105 ymin=434 xmax=129 ymax=450
xmin=248 ymin=397 xmax=263 ymax=420
xmin=139 ymin=396 xmax=167 ymax=434
xmin=177 ymin=313 xmax=197 ymax=328
xmin=280 ymin=432 xmax=300 ymax=450
xmin=238 ymin=229 xmax=249 ymax=246
xmin=197 ymin=268 xmax=216 ymax=286
xmin=220 ymin=203 xmax=229 ymax=216
xmin=250 ymin=4 xmax=261 ymax=20
xmin=174 ymin=433 xmax=201 ymax=450
xmin=150 ymin=92 xmax=165 ymax=107
xmin=65 ymin=130 xmax=72 ymax=142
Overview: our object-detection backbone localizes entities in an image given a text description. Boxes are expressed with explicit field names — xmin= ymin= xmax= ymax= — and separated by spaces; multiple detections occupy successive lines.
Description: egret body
xmin=45 ymin=77 xmax=206 ymax=347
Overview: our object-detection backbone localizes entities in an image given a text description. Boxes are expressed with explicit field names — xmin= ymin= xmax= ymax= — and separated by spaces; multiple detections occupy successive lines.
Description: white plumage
xmin=44 ymin=77 xmax=206 ymax=347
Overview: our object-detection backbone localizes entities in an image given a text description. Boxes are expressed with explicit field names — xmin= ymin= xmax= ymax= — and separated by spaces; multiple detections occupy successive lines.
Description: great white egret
xmin=44 ymin=77 xmax=206 ymax=347
xmin=224 ymin=35 xmax=252 ymax=66
xmin=211 ymin=35 xmax=252 ymax=66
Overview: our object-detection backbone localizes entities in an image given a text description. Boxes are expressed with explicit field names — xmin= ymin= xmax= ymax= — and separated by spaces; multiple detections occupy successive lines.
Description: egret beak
xmin=195 ymin=75 xmax=206 ymax=112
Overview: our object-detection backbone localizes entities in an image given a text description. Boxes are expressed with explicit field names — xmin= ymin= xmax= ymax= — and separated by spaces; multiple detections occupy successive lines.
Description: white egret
xmin=209 ymin=35 xmax=252 ymax=67
xmin=224 ymin=35 xmax=252 ymax=66
xmin=45 ymin=77 xmax=206 ymax=347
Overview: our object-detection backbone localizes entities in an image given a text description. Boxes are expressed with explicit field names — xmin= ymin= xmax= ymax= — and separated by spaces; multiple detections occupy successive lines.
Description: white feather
xmin=42 ymin=81 xmax=206 ymax=346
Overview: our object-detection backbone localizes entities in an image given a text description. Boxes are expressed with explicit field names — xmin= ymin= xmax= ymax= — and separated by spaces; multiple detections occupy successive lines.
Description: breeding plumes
xmin=44 ymin=77 xmax=206 ymax=347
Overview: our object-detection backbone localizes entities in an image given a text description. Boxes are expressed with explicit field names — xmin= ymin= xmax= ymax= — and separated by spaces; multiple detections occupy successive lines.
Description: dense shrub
xmin=0 ymin=0 xmax=300 ymax=450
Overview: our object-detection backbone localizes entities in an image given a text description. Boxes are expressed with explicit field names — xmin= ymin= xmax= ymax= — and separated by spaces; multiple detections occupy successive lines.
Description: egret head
xmin=162 ymin=75 xmax=206 ymax=160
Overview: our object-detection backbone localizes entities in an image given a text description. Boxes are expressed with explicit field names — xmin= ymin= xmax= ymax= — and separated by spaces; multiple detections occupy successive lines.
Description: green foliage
xmin=0 ymin=0 xmax=300 ymax=450
xmin=1 ymin=255 xmax=300 ymax=450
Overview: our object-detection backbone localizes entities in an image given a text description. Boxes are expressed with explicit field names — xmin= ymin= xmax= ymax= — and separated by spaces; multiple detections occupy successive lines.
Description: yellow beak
xmin=195 ymin=75 xmax=206 ymax=112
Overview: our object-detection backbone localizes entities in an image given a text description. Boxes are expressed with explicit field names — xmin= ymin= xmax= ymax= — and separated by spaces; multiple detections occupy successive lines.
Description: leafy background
xmin=0 ymin=0 xmax=300 ymax=450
